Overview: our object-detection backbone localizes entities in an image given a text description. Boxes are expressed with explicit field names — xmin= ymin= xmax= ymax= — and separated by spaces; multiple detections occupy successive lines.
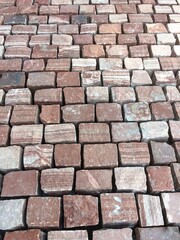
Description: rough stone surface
xmin=0 ymin=199 xmax=26 ymax=230
xmin=48 ymin=231 xmax=88 ymax=240
xmin=27 ymin=197 xmax=61 ymax=228
xmin=101 ymin=193 xmax=138 ymax=226
xmin=1 ymin=170 xmax=39 ymax=197
xmin=93 ymin=228 xmax=133 ymax=240
xmin=76 ymin=169 xmax=112 ymax=193
xmin=64 ymin=195 xmax=99 ymax=228
xmin=161 ymin=193 xmax=180 ymax=226
xmin=4 ymin=230 xmax=45 ymax=240
xmin=137 ymin=194 xmax=164 ymax=227
xmin=45 ymin=124 xmax=76 ymax=143
xmin=41 ymin=168 xmax=74 ymax=194
xmin=0 ymin=146 xmax=22 ymax=172
xmin=11 ymin=124 xmax=43 ymax=146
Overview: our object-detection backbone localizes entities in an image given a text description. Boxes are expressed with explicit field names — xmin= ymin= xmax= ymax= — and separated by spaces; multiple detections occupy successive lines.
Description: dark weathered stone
xmin=0 ymin=72 xmax=25 ymax=91
xmin=4 ymin=15 xmax=27 ymax=25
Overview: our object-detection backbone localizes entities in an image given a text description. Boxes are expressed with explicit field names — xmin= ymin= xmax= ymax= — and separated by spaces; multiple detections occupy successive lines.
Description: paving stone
xmin=45 ymin=124 xmax=76 ymax=143
xmin=0 ymin=90 xmax=5 ymax=105
xmin=140 ymin=121 xmax=169 ymax=142
xmin=111 ymin=122 xmax=141 ymax=142
xmin=11 ymin=125 xmax=43 ymax=146
xmin=4 ymin=229 xmax=45 ymax=240
xmin=0 ymin=106 xmax=12 ymax=124
xmin=64 ymin=87 xmax=85 ymax=104
xmin=160 ymin=57 xmax=180 ymax=70
xmin=79 ymin=123 xmax=110 ymax=143
xmin=29 ymin=35 xmax=50 ymax=46
xmin=58 ymin=45 xmax=80 ymax=58
xmin=84 ymin=143 xmax=118 ymax=168
xmin=99 ymin=58 xmax=122 ymax=70
xmin=147 ymin=166 xmax=174 ymax=193
xmin=81 ymin=70 xmax=101 ymax=87
xmin=131 ymin=70 xmax=152 ymax=86
xmin=34 ymin=88 xmax=62 ymax=105
xmin=11 ymin=105 xmax=39 ymax=125
xmin=23 ymin=144 xmax=53 ymax=170
xmin=93 ymin=228 xmax=133 ymax=240
xmin=5 ymin=88 xmax=32 ymax=105
xmin=41 ymin=168 xmax=74 ymax=194
xmin=99 ymin=23 xmax=121 ymax=34
xmin=173 ymin=102 xmax=180 ymax=120
xmin=135 ymin=227 xmax=180 ymax=240
xmin=171 ymin=163 xmax=180 ymax=190
xmin=124 ymin=58 xmax=143 ymax=70
xmin=169 ymin=121 xmax=180 ymax=141
xmin=0 ymin=199 xmax=26 ymax=230
xmin=27 ymin=197 xmax=61 ymax=228
xmin=174 ymin=142 xmax=180 ymax=162
xmin=115 ymin=167 xmax=147 ymax=192
xmin=57 ymin=72 xmax=80 ymax=87
xmin=137 ymin=194 xmax=164 ymax=227
xmin=86 ymin=86 xmax=109 ymax=103
xmin=40 ymin=105 xmax=60 ymax=124
xmin=161 ymin=192 xmax=180 ymax=225
xmin=154 ymin=71 xmax=176 ymax=87
xmin=165 ymin=86 xmax=180 ymax=102
xmin=101 ymin=193 xmax=138 ymax=226
xmin=96 ymin=103 xmax=123 ymax=122
xmin=27 ymin=72 xmax=55 ymax=89
xmin=72 ymin=59 xmax=96 ymax=71
xmin=46 ymin=59 xmax=70 ymax=71
xmin=62 ymin=104 xmax=94 ymax=123
xmin=111 ymin=87 xmax=136 ymax=104
xmin=48 ymin=230 xmax=88 ymax=240
xmin=102 ymin=70 xmax=130 ymax=86
xmin=136 ymin=86 xmax=166 ymax=102
xmin=106 ymin=45 xmax=128 ymax=58
xmin=1 ymin=170 xmax=39 ymax=197
xmin=0 ymin=72 xmax=25 ymax=91
xmin=64 ymin=195 xmax=99 ymax=228
xmin=130 ymin=45 xmax=149 ymax=58
xmin=32 ymin=45 xmax=57 ymax=59
xmin=55 ymin=144 xmax=81 ymax=167
xmin=151 ymin=102 xmax=174 ymax=120
xmin=23 ymin=59 xmax=45 ymax=72
xmin=0 ymin=125 xmax=10 ymax=147
xmin=150 ymin=141 xmax=177 ymax=165
xmin=76 ymin=169 xmax=112 ymax=193
xmin=143 ymin=58 xmax=160 ymax=73
xmin=124 ymin=102 xmax=151 ymax=122
xmin=83 ymin=45 xmax=105 ymax=58
xmin=0 ymin=146 xmax=22 ymax=173
xmin=119 ymin=142 xmax=150 ymax=166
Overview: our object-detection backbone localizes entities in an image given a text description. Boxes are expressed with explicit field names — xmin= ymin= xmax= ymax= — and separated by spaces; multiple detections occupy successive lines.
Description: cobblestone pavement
xmin=0 ymin=0 xmax=180 ymax=239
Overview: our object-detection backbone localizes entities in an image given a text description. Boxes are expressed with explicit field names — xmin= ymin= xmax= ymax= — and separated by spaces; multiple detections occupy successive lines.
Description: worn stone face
xmin=0 ymin=72 xmax=25 ymax=90
xmin=169 ymin=121 xmax=180 ymax=141
xmin=101 ymin=193 xmax=138 ymax=226
xmin=151 ymin=102 xmax=174 ymax=120
xmin=147 ymin=166 xmax=174 ymax=193
xmin=11 ymin=124 xmax=43 ymax=146
xmin=161 ymin=192 xmax=180 ymax=225
xmin=119 ymin=142 xmax=150 ymax=166
xmin=64 ymin=195 xmax=99 ymax=228
xmin=41 ymin=168 xmax=74 ymax=194
xmin=4 ymin=229 xmax=45 ymax=240
xmin=40 ymin=105 xmax=60 ymax=124
xmin=23 ymin=144 xmax=53 ymax=169
xmin=136 ymin=86 xmax=166 ymax=102
xmin=45 ymin=124 xmax=76 ymax=143
xmin=111 ymin=122 xmax=141 ymax=142
xmin=135 ymin=227 xmax=180 ymax=240
xmin=79 ymin=123 xmax=110 ymax=143
xmin=48 ymin=230 xmax=88 ymax=240
xmin=102 ymin=70 xmax=130 ymax=86
xmin=84 ymin=143 xmax=118 ymax=168
xmin=171 ymin=163 xmax=180 ymax=190
xmin=1 ymin=170 xmax=39 ymax=197
xmin=140 ymin=121 xmax=169 ymax=142
xmin=5 ymin=88 xmax=32 ymax=105
xmin=0 ymin=199 xmax=26 ymax=230
xmin=124 ymin=102 xmax=151 ymax=122
xmin=76 ymin=169 xmax=112 ymax=193
xmin=150 ymin=141 xmax=177 ymax=165
xmin=115 ymin=167 xmax=147 ymax=192
xmin=0 ymin=146 xmax=23 ymax=172
xmin=137 ymin=194 xmax=164 ymax=227
xmin=27 ymin=197 xmax=61 ymax=228
xmin=93 ymin=228 xmax=133 ymax=240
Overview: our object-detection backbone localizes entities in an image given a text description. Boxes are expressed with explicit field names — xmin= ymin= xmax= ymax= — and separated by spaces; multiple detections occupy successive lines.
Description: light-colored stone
xmin=93 ymin=228 xmax=133 ymax=240
xmin=0 ymin=146 xmax=22 ymax=172
xmin=48 ymin=230 xmax=88 ymax=240
xmin=0 ymin=199 xmax=26 ymax=230
xmin=45 ymin=124 xmax=76 ymax=143
xmin=5 ymin=88 xmax=32 ymax=105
